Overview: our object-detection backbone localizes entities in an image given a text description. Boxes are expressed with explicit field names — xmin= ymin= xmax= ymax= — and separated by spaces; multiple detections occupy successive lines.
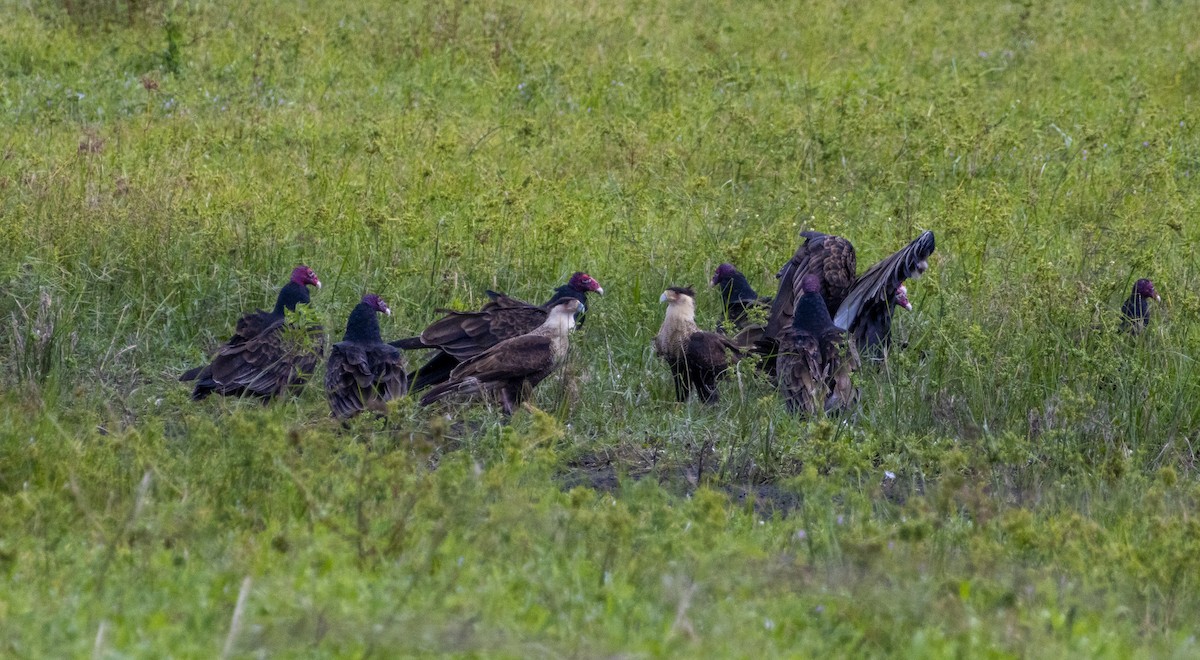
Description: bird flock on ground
xmin=180 ymin=230 xmax=1162 ymax=420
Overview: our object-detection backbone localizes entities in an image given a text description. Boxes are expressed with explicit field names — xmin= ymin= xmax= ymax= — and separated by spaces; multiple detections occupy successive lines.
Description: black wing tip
xmin=179 ymin=365 xmax=204 ymax=382
xmin=915 ymin=230 xmax=936 ymax=255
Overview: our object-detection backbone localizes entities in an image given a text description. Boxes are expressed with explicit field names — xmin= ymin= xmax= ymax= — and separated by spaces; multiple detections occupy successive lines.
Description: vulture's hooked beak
xmin=1155 ymin=293 xmax=1162 ymax=303
xmin=314 ymin=279 xmax=323 ymax=289
xmin=595 ymin=286 xmax=604 ymax=296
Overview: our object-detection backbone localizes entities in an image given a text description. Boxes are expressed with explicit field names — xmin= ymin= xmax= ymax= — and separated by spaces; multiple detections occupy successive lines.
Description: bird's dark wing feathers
xmin=325 ymin=342 xmax=408 ymax=418
xmin=450 ymin=335 xmax=556 ymax=382
xmin=767 ymin=232 xmax=857 ymax=339
xmin=203 ymin=320 xmax=324 ymax=398
xmin=685 ymin=332 xmax=743 ymax=373
xmin=834 ymin=230 xmax=935 ymax=331
xmin=418 ymin=306 xmax=547 ymax=359
xmin=777 ymin=324 xmax=858 ymax=415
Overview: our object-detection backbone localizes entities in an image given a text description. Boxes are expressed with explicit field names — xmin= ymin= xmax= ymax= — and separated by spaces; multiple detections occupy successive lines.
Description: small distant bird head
xmin=659 ymin=286 xmax=696 ymax=304
xmin=291 ymin=265 xmax=321 ymax=289
xmin=362 ymin=293 xmax=391 ymax=316
xmin=711 ymin=263 xmax=738 ymax=286
xmin=893 ymin=284 xmax=912 ymax=311
xmin=799 ymin=274 xmax=822 ymax=295
xmin=1134 ymin=278 xmax=1160 ymax=302
xmin=569 ymin=272 xmax=604 ymax=295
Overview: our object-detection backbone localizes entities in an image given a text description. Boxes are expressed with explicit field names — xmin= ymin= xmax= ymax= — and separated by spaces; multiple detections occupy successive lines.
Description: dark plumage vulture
xmin=777 ymin=275 xmax=859 ymax=415
xmin=711 ymin=263 xmax=772 ymax=332
xmin=1120 ymin=278 xmax=1161 ymax=335
xmin=392 ymin=272 xmax=603 ymax=391
xmin=654 ymin=287 xmax=745 ymax=404
xmin=325 ymin=294 xmax=408 ymax=419
xmin=767 ymin=230 xmax=934 ymax=357
xmin=419 ymin=299 xmax=582 ymax=415
xmin=181 ymin=265 xmax=325 ymax=401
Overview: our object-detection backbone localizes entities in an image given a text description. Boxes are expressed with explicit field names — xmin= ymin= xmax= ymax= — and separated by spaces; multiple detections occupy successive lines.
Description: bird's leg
xmin=673 ymin=370 xmax=690 ymax=402
xmin=500 ymin=387 xmax=515 ymax=416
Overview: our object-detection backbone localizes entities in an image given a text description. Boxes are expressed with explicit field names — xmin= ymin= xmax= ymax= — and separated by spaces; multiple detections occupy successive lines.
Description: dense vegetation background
xmin=2 ymin=0 xmax=1199 ymax=655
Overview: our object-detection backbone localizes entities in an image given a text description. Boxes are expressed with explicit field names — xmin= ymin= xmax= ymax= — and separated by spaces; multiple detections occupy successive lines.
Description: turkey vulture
xmin=181 ymin=265 xmax=325 ymax=401
xmin=1120 ymin=278 xmax=1161 ymax=335
xmin=419 ymin=299 xmax=582 ymax=415
xmin=325 ymin=294 xmax=408 ymax=419
xmin=393 ymin=272 xmax=603 ymax=391
xmin=777 ymin=275 xmax=859 ymax=415
xmin=767 ymin=230 xmax=934 ymax=357
xmin=711 ymin=263 xmax=772 ymax=331
xmin=654 ymin=287 xmax=746 ymax=404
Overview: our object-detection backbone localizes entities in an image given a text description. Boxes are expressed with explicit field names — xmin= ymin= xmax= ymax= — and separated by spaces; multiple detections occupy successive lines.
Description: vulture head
xmin=362 ymin=293 xmax=392 ymax=316
xmin=291 ymin=265 xmax=322 ymax=289
xmin=893 ymin=284 xmax=912 ymax=311
xmin=1134 ymin=278 xmax=1161 ymax=303
xmin=568 ymin=272 xmax=604 ymax=296
xmin=710 ymin=263 xmax=738 ymax=287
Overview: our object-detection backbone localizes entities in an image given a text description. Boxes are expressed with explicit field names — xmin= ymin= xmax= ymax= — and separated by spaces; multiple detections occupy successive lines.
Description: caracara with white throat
xmin=419 ymin=298 xmax=582 ymax=415
xmin=654 ymin=286 xmax=745 ymax=404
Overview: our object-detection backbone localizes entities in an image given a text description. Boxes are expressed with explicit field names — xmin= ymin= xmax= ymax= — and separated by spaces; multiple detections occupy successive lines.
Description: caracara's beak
xmin=659 ymin=292 xmax=668 ymax=303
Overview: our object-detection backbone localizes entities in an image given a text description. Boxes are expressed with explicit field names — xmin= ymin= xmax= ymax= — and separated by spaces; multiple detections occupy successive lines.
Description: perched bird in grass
xmin=710 ymin=263 xmax=772 ymax=332
xmin=325 ymin=294 xmax=408 ymax=419
xmin=777 ymin=275 xmax=859 ymax=415
xmin=419 ymin=299 xmax=583 ymax=416
xmin=767 ymin=230 xmax=935 ymax=358
xmin=654 ymin=286 xmax=746 ymax=404
xmin=181 ymin=265 xmax=325 ymax=401
xmin=392 ymin=272 xmax=603 ymax=391
xmin=1120 ymin=278 xmax=1161 ymax=335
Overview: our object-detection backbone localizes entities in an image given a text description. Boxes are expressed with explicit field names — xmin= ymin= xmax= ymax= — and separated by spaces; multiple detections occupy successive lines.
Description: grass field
xmin=3 ymin=0 xmax=1200 ymax=655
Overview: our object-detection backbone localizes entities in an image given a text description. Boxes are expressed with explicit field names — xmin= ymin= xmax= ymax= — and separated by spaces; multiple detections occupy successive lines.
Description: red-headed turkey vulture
xmin=711 ymin=263 xmax=772 ymax=332
xmin=1120 ymin=278 xmax=1161 ymax=335
xmin=181 ymin=265 xmax=325 ymax=401
xmin=767 ymin=230 xmax=934 ymax=357
xmin=777 ymin=275 xmax=859 ymax=415
xmin=392 ymin=272 xmax=602 ymax=391
xmin=419 ymin=298 xmax=583 ymax=415
xmin=654 ymin=287 xmax=746 ymax=404
xmin=325 ymin=294 xmax=408 ymax=419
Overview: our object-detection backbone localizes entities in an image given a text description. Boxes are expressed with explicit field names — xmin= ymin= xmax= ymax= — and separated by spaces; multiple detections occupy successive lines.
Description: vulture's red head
xmin=799 ymin=274 xmax=822 ymax=295
xmin=569 ymin=272 xmax=604 ymax=295
xmin=711 ymin=263 xmax=738 ymax=286
xmin=363 ymin=293 xmax=391 ymax=316
xmin=1134 ymin=278 xmax=1161 ymax=302
xmin=893 ymin=284 xmax=912 ymax=311
xmin=291 ymin=265 xmax=322 ymax=289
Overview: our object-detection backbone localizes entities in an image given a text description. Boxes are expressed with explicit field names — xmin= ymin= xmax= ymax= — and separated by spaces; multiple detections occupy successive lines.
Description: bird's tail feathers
xmin=419 ymin=377 xmax=482 ymax=406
